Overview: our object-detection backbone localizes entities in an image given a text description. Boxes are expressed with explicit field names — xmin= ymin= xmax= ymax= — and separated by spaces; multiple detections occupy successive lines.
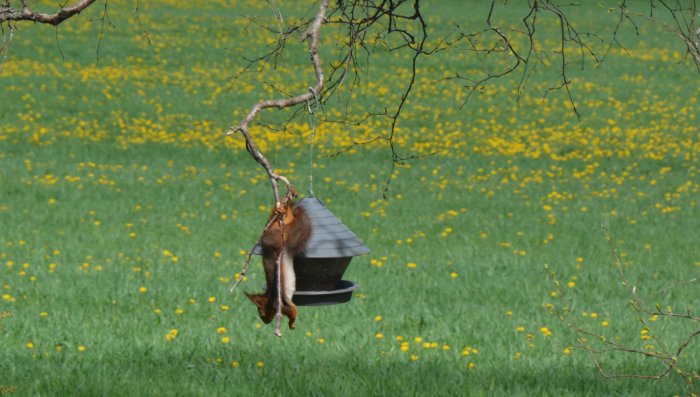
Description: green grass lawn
xmin=2 ymin=1 xmax=700 ymax=396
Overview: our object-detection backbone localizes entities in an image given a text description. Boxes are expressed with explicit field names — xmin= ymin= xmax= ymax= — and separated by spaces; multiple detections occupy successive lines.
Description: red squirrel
xmin=245 ymin=197 xmax=311 ymax=329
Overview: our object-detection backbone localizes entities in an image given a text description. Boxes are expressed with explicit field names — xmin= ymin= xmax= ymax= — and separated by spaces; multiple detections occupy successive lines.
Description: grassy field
xmin=2 ymin=1 xmax=700 ymax=396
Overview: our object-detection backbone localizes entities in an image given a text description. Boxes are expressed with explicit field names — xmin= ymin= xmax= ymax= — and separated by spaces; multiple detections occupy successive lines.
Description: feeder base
xmin=292 ymin=280 xmax=359 ymax=306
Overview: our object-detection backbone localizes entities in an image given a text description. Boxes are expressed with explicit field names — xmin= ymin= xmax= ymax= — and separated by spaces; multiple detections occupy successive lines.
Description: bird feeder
xmin=254 ymin=197 xmax=369 ymax=306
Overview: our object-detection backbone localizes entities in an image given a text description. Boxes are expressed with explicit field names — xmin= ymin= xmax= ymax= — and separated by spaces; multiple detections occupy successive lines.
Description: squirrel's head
xmin=244 ymin=292 xmax=275 ymax=324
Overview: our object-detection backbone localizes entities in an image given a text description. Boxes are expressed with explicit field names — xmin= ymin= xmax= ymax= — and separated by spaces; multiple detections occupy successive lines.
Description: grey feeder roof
xmin=253 ymin=197 xmax=370 ymax=258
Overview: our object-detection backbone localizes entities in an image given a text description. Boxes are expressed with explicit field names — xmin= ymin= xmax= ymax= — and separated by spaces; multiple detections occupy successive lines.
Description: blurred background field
xmin=1 ymin=1 xmax=699 ymax=395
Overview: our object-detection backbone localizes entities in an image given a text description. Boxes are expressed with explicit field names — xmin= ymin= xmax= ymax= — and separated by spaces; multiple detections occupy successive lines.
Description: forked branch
xmin=227 ymin=0 xmax=329 ymax=207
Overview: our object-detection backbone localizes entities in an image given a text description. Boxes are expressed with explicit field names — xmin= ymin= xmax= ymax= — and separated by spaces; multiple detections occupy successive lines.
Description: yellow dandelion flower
xmin=165 ymin=329 xmax=178 ymax=341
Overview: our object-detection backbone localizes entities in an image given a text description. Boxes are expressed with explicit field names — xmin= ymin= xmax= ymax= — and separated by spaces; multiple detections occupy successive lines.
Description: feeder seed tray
xmin=292 ymin=280 xmax=359 ymax=306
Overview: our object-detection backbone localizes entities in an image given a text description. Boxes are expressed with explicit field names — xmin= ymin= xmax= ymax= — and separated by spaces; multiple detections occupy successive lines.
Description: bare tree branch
xmin=0 ymin=0 xmax=97 ymax=25
xmin=636 ymin=0 xmax=700 ymax=72
xmin=227 ymin=0 xmax=329 ymax=208
xmin=544 ymin=225 xmax=700 ymax=393
xmin=0 ymin=16 xmax=14 ymax=73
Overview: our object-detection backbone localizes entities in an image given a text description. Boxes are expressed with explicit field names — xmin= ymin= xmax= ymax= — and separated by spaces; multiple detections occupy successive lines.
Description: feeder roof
xmin=253 ymin=197 xmax=370 ymax=258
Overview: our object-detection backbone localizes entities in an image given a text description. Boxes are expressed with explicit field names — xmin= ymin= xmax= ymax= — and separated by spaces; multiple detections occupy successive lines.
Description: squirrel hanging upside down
xmin=245 ymin=194 xmax=312 ymax=330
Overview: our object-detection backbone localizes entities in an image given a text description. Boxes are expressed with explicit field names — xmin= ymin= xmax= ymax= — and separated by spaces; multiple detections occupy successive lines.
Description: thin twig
xmin=228 ymin=215 xmax=280 ymax=294
xmin=134 ymin=0 xmax=151 ymax=45
xmin=544 ymin=226 xmax=700 ymax=392
xmin=0 ymin=20 xmax=14 ymax=73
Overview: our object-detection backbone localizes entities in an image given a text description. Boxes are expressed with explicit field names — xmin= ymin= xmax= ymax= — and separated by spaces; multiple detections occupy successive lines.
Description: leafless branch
xmin=0 ymin=0 xmax=97 ymax=25
xmin=227 ymin=0 xmax=329 ymax=207
xmin=94 ymin=0 xmax=112 ymax=64
xmin=226 ymin=1 xmax=694 ymax=199
xmin=544 ymin=225 xmax=700 ymax=393
xmin=629 ymin=0 xmax=700 ymax=72
xmin=134 ymin=0 xmax=150 ymax=45
xmin=0 ymin=17 xmax=14 ymax=73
